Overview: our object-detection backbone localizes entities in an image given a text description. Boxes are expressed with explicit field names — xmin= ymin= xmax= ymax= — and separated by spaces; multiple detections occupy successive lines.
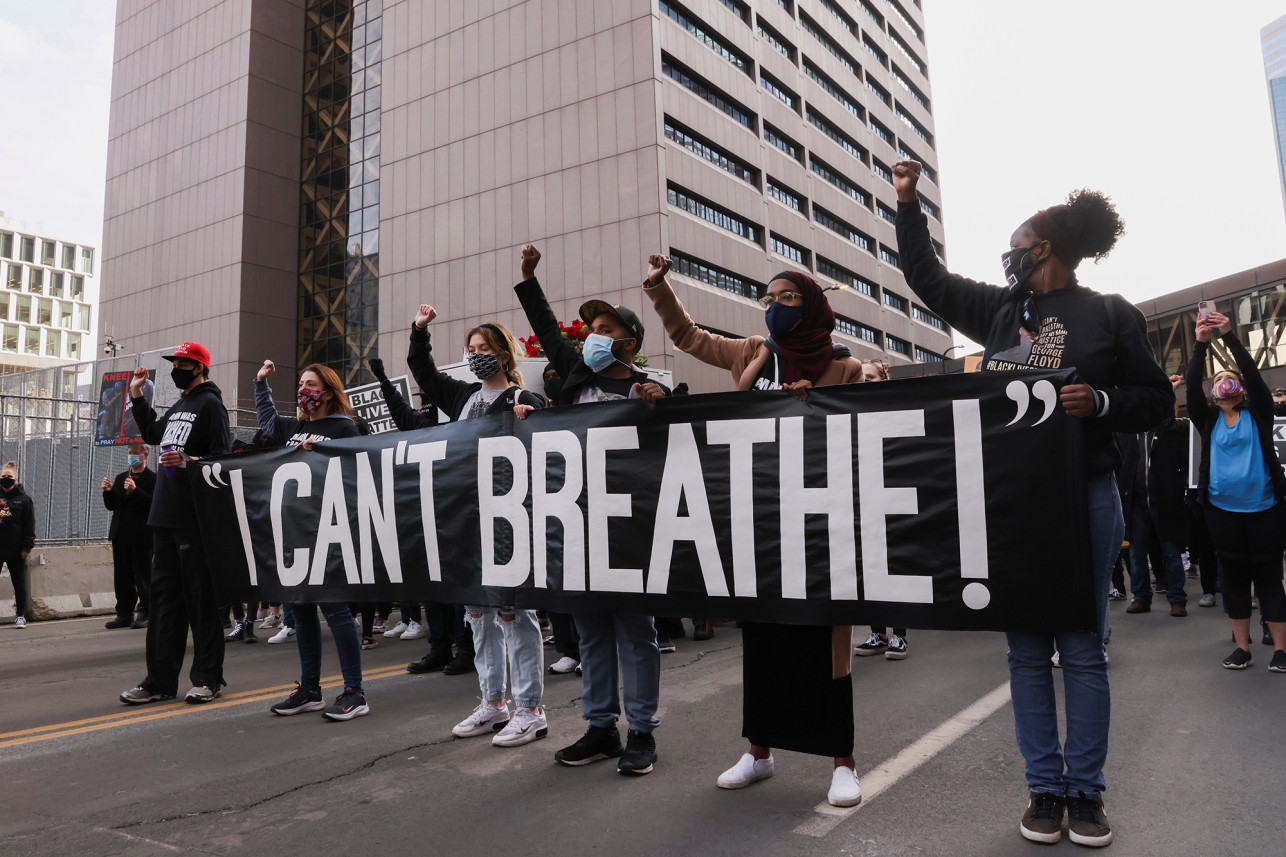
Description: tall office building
xmin=1265 ymin=14 xmax=1286 ymax=223
xmin=0 ymin=215 xmax=98 ymax=375
xmin=102 ymin=0 xmax=952 ymax=407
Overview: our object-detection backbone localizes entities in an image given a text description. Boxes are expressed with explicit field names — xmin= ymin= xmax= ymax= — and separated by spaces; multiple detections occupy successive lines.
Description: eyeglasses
xmin=758 ymin=291 xmax=803 ymax=307
xmin=1019 ymin=295 xmax=1041 ymax=337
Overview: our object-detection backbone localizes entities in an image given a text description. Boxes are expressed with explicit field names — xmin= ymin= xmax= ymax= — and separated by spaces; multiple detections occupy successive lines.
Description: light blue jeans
xmin=574 ymin=612 xmax=661 ymax=733
xmin=465 ymin=606 xmax=544 ymax=709
xmin=1006 ymin=473 xmax=1122 ymax=800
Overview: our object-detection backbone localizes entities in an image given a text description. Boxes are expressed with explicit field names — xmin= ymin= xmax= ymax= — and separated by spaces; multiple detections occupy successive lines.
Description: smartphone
xmin=1197 ymin=300 xmax=1215 ymax=322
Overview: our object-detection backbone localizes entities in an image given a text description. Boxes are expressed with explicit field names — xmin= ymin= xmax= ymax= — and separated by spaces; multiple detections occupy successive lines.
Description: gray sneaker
xmin=120 ymin=685 xmax=175 ymax=705
xmin=184 ymin=685 xmax=222 ymax=704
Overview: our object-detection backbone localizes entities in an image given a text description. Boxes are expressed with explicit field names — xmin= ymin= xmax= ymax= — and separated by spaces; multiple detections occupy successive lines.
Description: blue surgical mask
xmin=765 ymin=302 xmax=805 ymax=339
xmin=582 ymin=333 xmax=627 ymax=373
xmin=127 ymin=454 xmax=142 ymax=467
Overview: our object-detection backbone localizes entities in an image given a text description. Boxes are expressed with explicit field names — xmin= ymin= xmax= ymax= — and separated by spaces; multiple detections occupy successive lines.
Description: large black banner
xmin=191 ymin=369 xmax=1094 ymax=631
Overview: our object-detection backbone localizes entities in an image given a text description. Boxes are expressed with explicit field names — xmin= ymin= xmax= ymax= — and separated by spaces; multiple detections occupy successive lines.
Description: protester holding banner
xmin=895 ymin=162 xmax=1174 ymax=846
xmin=1 ymin=461 xmax=36 ymax=629
xmin=516 ymin=244 xmax=669 ymax=775
xmin=118 ymin=343 xmax=233 ymax=706
xmin=1184 ymin=310 xmax=1286 ymax=672
xmin=254 ymin=359 xmax=371 ymax=721
xmin=404 ymin=302 xmax=551 ymax=745
xmin=641 ymin=255 xmax=865 ymax=806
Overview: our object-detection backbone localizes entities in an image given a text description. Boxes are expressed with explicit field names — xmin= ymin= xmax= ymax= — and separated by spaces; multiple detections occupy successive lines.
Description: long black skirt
xmin=741 ymin=622 xmax=854 ymax=757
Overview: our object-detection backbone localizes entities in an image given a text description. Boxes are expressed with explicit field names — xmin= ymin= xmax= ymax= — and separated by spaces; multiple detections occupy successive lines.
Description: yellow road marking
xmin=0 ymin=664 xmax=412 ymax=749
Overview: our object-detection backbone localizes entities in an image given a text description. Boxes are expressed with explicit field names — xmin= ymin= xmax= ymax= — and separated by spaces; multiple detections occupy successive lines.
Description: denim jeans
xmin=574 ymin=612 xmax=661 ymax=733
xmin=465 ymin=606 xmax=544 ymax=708
xmin=1006 ymin=473 xmax=1122 ymax=800
xmin=294 ymin=603 xmax=363 ymax=693
xmin=1127 ymin=509 xmax=1187 ymax=605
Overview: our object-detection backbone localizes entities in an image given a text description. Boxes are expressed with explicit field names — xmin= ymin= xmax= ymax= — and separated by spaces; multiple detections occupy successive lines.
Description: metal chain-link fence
xmin=0 ymin=349 xmax=261 ymax=545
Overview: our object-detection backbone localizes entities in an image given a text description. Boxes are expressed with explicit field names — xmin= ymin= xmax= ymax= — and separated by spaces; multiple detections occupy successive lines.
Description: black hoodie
xmin=131 ymin=381 xmax=231 ymax=529
xmin=896 ymin=200 xmax=1174 ymax=474
xmin=0 ymin=482 xmax=36 ymax=554
xmin=406 ymin=324 xmax=545 ymax=420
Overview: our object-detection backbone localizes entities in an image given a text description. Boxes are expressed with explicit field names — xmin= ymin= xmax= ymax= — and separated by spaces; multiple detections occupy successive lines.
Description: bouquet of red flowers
xmin=520 ymin=320 xmax=649 ymax=367
xmin=0 ymin=498 xmax=10 ymax=522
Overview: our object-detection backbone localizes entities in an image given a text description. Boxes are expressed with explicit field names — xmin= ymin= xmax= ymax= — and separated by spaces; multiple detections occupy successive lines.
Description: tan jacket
xmin=642 ymin=276 xmax=862 ymax=677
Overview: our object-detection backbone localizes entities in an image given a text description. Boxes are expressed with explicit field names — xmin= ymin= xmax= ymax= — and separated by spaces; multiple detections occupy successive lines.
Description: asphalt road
xmin=1 ymin=596 xmax=1282 ymax=857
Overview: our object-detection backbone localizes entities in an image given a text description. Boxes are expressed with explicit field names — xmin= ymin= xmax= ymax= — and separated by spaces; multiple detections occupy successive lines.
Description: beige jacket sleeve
xmin=642 ymin=277 xmax=762 ymax=381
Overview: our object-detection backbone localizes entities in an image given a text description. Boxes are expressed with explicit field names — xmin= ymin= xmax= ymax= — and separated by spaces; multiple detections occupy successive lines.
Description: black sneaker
xmin=270 ymin=683 xmax=325 ymax=716
xmin=321 ymin=687 xmax=370 ymax=721
xmin=1223 ymin=647 xmax=1253 ymax=670
xmin=407 ymin=651 xmax=452 ymax=674
xmin=225 ymin=621 xmax=248 ymax=642
xmin=555 ymin=724 xmax=624 ymax=766
xmin=617 ymin=730 xmax=656 ymax=776
xmin=1269 ymin=650 xmax=1286 ymax=673
xmin=1020 ymin=792 xmax=1065 ymax=844
xmin=1066 ymin=793 xmax=1113 ymax=847
xmin=692 ymin=620 xmax=714 ymax=641
xmin=657 ymin=637 xmax=676 ymax=654
xmin=105 ymin=615 xmax=133 ymax=629
xmin=130 ymin=615 xmax=149 ymax=629
xmin=442 ymin=652 xmax=476 ymax=675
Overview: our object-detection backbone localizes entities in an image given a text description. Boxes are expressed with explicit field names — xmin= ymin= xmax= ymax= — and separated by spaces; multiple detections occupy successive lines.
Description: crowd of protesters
xmin=6 ymin=169 xmax=1285 ymax=848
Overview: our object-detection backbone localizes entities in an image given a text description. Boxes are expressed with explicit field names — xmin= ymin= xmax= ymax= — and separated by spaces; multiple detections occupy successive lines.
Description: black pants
xmin=425 ymin=602 xmax=470 ymax=655
xmin=2 ymin=552 xmax=27 ymax=619
xmin=549 ymin=611 xmax=580 ymax=659
xmin=111 ymin=540 xmax=152 ymax=618
xmin=1204 ymin=502 xmax=1286 ymax=621
xmin=142 ymin=528 xmax=225 ymax=695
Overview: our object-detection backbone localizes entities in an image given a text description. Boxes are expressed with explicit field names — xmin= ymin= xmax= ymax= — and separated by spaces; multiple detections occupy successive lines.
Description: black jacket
xmin=406 ymin=324 xmax=545 ymax=420
xmin=896 ymin=200 xmax=1173 ymax=475
xmin=1185 ymin=331 xmax=1286 ymax=504
xmin=131 ymin=381 xmax=232 ymax=529
xmin=254 ymin=380 xmax=360 ymax=445
xmin=0 ymin=483 xmax=36 ymax=554
xmin=103 ymin=466 xmax=156 ymax=544
xmin=1146 ymin=417 xmax=1190 ymax=544
xmin=514 ymin=278 xmax=670 ymax=405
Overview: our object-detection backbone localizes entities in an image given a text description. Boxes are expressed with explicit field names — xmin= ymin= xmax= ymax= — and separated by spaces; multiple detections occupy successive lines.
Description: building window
xmin=662 ymin=55 xmax=754 ymax=128
xmin=5 ymin=264 xmax=20 ymax=289
xmin=0 ymin=232 xmax=12 ymax=258
xmin=45 ymin=329 xmax=61 ymax=357
xmin=71 ymin=275 xmax=84 ymax=299
xmin=757 ymin=19 xmax=796 ymax=61
xmin=660 ymin=0 xmax=752 ymax=75
xmin=892 ymin=64 xmax=930 ymax=109
xmin=760 ymin=70 xmax=799 ymax=110
xmin=41 ymin=241 xmax=55 ymax=266
xmin=896 ymin=105 xmax=933 ymax=145
xmin=814 ymin=206 xmax=873 ymax=253
xmin=799 ymin=11 xmax=857 ymax=76
xmin=66 ymin=332 xmax=81 ymax=359
xmin=817 ymin=256 xmax=876 ymax=297
xmin=872 ymin=158 xmax=893 ymax=184
xmin=37 ymin=298 xmax=52 ymax=326
xmin=810 ymin=156 xmax=870 ymax=206
xmin=0 ymin=292 xmax=8 ymax=320
xmin=49 ymin=271 xmax=64 ymax=297
xmin=919 ymin=197 xmax=941 ymax=220
xmin=670 ymin=250 xmax=765 ymax=300
xmin=883 ymin=290 xmax=908 ymax=312
xmin=866 ymin=77 xmax=891 ymax=106
xmin=714 ymin=0 xmax=750 ymax=24
xmin=25 ymin=326 xmax=41 ymax=354
xmin=81 ymin=247 xmax=94 ymax=275
xmin=835 ymin=314 xmax=880 ymax=343
xmin=880 ymin=245 xmax=901 ymax=268
xmin=886 ymin=334 xmax=909 ymax=355
xmin=913 ymin=305 xmax=946 ymax=330
xmin=775 ymin=0 xmax=793 ymax=13
xmin=28 ymin=268 xmax=43 ymax=294
xmin=61 ymin=244 xmax=75 ymax=269
xmin=886 ymin=0 xmax=923 ymax=41
xmin=915 ymin=345 xmax=943 ymax=363
xmin=869 ymin=118 xmax=893 ymax=144
xmin=803 ymin=59 xmax=864 ymax=121
xmin=820 ymin=0 xmax=856 ymax=35
xmin=15 ymin=295 xmax=31 ymax=323
xmin=862 ymin=34 xmax=888 ymax=68
xmin=59 ymin=301 xmax=72 ymax=328
xmin=807 ymin=107 xmax=866 ymax=164
xmin=769 ymin=233 xmax=809 ymax=266
xmin=1 ymin=324 xmax=16 ymax=351
xmin=668 ymin=185 xmax=761 ymax=243
xmin=664 ymin=117 xmax=758 ymax=185
xmin=888 ymin=28 xmax=927 ymax=75
xmin=78 ymin=305 xmax=91 ymax=331
xmin=19 ymin=236 xmax=34 ymax=263
xmin=877 ymin=200 xmax=897 ymax=223
xmin=766 ymin=177 xmax=805 ymax=212
xmin=861 ymin=0 xmax=884 ymax=27
xmin=762 ymin=123 xmax=802 ymax=161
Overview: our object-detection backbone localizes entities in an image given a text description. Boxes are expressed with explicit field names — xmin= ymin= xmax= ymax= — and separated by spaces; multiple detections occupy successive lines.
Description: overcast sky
xmin=1 ymin=1 xmax=1283 ymax=348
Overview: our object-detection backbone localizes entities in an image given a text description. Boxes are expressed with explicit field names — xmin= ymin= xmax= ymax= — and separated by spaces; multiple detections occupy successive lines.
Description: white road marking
xmin=794 ymin=680 xmax=1012 ymax=837
xmin=95 ymin=828 xmax=184 ymax=852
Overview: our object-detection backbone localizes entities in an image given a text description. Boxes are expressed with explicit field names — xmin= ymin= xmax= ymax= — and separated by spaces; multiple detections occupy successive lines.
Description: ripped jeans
xmin=465 ymin=606 xmax=544 ymax=709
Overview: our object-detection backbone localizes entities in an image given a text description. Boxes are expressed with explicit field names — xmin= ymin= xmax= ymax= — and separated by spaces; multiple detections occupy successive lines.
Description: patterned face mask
xmin=1213 ymin=377 xmax=1244 ymax=400
xmin=466 ymin=351 xmax=503 ymax=380
xmin=297 ymin=386 xmax=325 ymax=413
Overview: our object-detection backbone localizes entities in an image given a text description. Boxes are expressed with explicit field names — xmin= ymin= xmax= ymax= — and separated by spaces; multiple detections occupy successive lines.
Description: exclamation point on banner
xmin=952 ymin=399 xmax=989 ymax=610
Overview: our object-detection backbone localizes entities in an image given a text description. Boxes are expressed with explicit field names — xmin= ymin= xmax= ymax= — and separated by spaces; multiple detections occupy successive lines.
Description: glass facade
xmin=298 ymin=0 xmax=381 ymax=388
xmin=1146 ymin=284 xmax=1286 ymax=376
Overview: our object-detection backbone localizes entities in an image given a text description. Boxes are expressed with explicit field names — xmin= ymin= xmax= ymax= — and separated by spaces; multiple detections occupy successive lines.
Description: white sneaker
xmin=400 ymin=620 xmax=425 ymax=640
xmin=14 ymin=617 xmax=26 ymax=629
xmin=549 ymin=656 xmax=580 ymax=674
xmin=452 ymin=700 xmax=510 ymax=737
xmin=382 ymin=621 xmax=408 ymax=638
xmin=717 ymin=752 xmax=774 ymax=789
xmin=258 ymin=614 xmax=281 ymax=629
xmin=268 ymin=626 xmax=296 ymax=644
xmin=828 ymin=766 xmax=862 ymax=807
xmin=492 ymin=706 xmax=548 ymax=746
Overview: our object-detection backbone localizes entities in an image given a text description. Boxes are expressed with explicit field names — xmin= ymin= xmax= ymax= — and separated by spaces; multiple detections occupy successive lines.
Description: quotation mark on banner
xmin=1004 ymin=380 xmax=1058 ymax=427
xmin=202 ymin=462 xmax=229 ymax=489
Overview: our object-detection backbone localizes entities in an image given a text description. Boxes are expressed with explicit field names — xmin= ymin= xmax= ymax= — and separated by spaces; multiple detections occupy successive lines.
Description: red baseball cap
xmin=162 ymin=342 xmax=211 ymax=368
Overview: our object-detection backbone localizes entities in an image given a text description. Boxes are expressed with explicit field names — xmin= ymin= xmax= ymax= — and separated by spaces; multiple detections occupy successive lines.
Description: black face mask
xmin=0 ymin=477 xmax=14 ymax=490
xmin=1001 ymin=245 xmax=1041 ymax=295
xmin=171 ymin=367 xmax=198 ymax=390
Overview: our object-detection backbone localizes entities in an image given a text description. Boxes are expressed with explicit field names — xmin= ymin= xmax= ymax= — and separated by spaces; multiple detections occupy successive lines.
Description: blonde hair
xmin=465 ymin=322 xmax=525 ymax=388
xmin=1 ymin=460 xmax=15 ymax=477
xmin=299 ymin=364 xmax=355 ymax=419
xmin=863 ymin=359 xmax=890 ymax=381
